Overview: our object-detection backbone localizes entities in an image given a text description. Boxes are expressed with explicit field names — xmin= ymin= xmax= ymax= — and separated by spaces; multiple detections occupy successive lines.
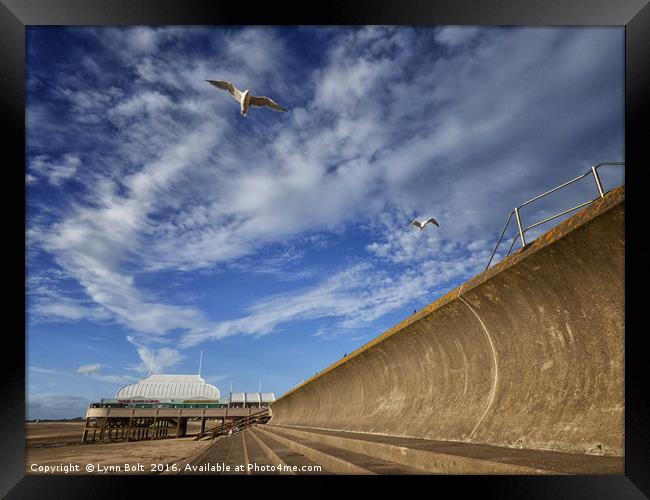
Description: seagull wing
xmin=249 ymin=95 xmax=287 ymax=112
xmin=411 ymin=219 xmax=422 ymax=229
xmin=206 ymin=80 xmax=242 ymax=101
xmin=427 ymin=218 xmax=440 ymax=227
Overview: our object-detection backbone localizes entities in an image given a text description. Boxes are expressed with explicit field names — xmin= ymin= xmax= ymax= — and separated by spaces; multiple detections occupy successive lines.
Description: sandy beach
xmin=26 ymin=421 xmax=213 ymax=475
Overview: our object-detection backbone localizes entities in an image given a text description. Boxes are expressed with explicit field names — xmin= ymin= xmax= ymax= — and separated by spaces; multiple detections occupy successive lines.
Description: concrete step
xmin=261 ymin=425 xmax=624 ymax=475
xmin=181 ymin=430 xmax=279 ymax=475
xmin=219 ymin=431 xmax=248 ymax=475
xmin=255 ymin=425 xmax=423 ymax=475
xmin=245 ymin=427 xmax=295 ymax=475
xmin=248 ymin=427 xmax=329 ymax=474
xmin=180 ymin=431 xmax=248 ymax=474
xmin=241 ymin=429 xmax=281 ymax=475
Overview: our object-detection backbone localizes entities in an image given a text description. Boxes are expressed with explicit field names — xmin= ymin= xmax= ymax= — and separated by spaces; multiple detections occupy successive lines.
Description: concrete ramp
xmin=270 ymin=187 xmax=624 ymax=471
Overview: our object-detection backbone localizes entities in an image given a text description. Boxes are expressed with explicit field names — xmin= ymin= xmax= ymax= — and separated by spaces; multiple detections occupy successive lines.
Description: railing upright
xmin=592 ymin=165 xmax=605 ymax=198
xmin=514 ymin=207 xmax=526 ymax=249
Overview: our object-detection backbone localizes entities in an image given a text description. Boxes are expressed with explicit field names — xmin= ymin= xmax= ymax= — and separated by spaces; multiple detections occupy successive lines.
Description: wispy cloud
xmin=77 ymin=363 xmax=102 ymax=374
xmin=30 ymin=365 xmax=138 ymax=385
xmin=126 ymin=336 xmax=186 ymax=374
xmin=30 ymin=154 xmax=81 ymax=186
xmin=205 ymin=374 xmax=231 ymax=384
xmin=181 ymin=242 xmax=488 ymax=347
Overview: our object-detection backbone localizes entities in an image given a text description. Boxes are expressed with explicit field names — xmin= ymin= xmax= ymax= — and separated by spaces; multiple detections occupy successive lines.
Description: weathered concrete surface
xmin=261 ymin=424 xmax=624 ymax=474
xmin=270 ymin=187 xmax=624 ymax=459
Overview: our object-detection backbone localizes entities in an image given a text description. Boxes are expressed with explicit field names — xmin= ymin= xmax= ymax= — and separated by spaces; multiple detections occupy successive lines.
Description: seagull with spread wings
xmin=206 ymin=80 xmax=287 ymax=116
xmin=410 ymin=217 xmax=440 ymax=231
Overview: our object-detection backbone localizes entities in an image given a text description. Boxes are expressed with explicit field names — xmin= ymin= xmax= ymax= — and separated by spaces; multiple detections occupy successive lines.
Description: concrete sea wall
xmin=270 ymin=187 xmax=624 ymax=456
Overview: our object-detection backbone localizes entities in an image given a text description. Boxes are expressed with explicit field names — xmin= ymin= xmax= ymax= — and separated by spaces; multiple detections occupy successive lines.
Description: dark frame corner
xmin=2 ymin=0 xmax=648 ymax=497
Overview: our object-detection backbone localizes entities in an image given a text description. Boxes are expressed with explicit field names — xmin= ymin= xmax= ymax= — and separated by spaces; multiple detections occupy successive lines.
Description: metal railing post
xmin=592 ymin=165 xmax=605 ymax=198
xmin=485 ymin=210 xmax=514 ymax=270
xmin=514 ymin=207 xmax=526 ymax=248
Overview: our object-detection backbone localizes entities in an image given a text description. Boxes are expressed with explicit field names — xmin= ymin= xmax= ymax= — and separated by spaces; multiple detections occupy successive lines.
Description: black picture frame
xmin=2 ymin=0 xmax=648 ymax=497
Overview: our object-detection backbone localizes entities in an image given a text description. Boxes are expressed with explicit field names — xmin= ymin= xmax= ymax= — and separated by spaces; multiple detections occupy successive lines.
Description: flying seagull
xmin=206 ymin=80 xmax=287 ymax=116
xmin=410 ymin=217 xmax=440 ymax=231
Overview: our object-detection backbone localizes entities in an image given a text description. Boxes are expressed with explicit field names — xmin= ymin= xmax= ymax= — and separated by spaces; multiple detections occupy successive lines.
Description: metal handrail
xmin=485 ymin=162 xmax=624 ymax=270
xmin=194 ymin=407 xmax=271 ymax=440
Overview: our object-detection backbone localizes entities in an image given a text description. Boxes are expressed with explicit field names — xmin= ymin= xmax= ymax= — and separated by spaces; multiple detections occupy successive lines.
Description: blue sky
xmin=26 ymin=26 xmax=624 ymax=419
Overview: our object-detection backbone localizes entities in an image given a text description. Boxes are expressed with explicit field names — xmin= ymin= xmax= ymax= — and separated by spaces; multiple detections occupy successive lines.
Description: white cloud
xmin=224 ymin=28 xmax=288 ymax=77
xmin=434 ymin=26 xmax=481 ymax=48
xmin=32 ymin=301 xmax=111 ymax=323
xmin=77 ymin=363 xmax=102 ymax=374
xmin=126 ymin=27 xmax=160 ymax=53
xmin=29 ymin=364 xmax=138 ymax=385
xmin=88 ymin=373 xmax=139 ymax=384
xmin=29 ymin=367 xmax=61 ymax=375
xmin=31 ymin=122 xmax=223 ymax=336
xmin=30 ymin=154 xmax=81 ymax=186
xmin=127 ymin=336 xmax=185 ymax=374
xmin=112 ymin=90 xmax=173 ymax=117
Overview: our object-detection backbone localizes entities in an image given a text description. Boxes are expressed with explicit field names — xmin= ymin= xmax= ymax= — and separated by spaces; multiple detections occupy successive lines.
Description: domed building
xmin=116 ymin=374 xmax=220 ymax=402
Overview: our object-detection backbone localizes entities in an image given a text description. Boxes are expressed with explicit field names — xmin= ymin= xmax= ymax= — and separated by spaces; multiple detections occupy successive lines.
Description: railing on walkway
xmin=194 ymin=407 xmax=270 ymax=441
xmin=485 ymin=162 xmax=624 ymax=270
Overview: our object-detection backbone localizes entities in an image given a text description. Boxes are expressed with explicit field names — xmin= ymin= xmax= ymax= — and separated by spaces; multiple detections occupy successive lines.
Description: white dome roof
xmin=116 ymin=374 xmax=220 ymax=400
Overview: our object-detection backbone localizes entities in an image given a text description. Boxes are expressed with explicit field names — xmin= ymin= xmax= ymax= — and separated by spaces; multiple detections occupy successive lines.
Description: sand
xmin=26 ymin=422 xmax=86 ymax=446
xmin=26 ymin=421 xmax=213 ymax=475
